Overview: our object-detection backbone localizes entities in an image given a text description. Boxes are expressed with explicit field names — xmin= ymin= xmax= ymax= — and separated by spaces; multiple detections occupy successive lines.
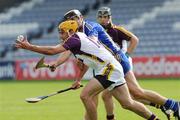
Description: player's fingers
xmin=24 ymin=39 xmax=28 ymax=42
xmin=50 ymin=68 xmax=55 ymax=72
xmin=14 ymin=44 xmax=21 ymax=48
xmin=16 ymin=40 xmax=20 ymax=43
xmin=72 ymin=86 xmax=79 ymax=90
xmin=15 ymin=40 xmax=23 ymax=45
xmin=71 ymin=83 xmax=81 ymax=90
xmin=49 ymin=65 xmax=56 ymax=72
xmin=74 ymin=85 xmax=81 ymax=89
xmin=71 ymin=84 xmax=78 ymax=89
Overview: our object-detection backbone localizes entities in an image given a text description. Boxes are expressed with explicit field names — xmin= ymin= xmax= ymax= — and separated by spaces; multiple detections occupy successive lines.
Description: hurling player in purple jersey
xmin=96 ymin=7 xmax=180 ymax=120
xmin=15 ymin=20 xmax=161 ymax=120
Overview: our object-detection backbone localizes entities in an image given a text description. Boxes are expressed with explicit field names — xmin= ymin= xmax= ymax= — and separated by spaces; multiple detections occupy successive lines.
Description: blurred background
xmin=0 ymin=0 xmax=180 ymax=120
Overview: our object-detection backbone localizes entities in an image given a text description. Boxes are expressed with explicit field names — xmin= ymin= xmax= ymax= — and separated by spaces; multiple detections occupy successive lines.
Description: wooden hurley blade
xmin=35 ymin=57 xmax=49 ymax=69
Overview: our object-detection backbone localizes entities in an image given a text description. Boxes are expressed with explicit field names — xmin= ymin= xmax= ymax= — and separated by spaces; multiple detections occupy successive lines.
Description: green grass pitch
xmin=0 ymin=79 xmax=180 ymax=120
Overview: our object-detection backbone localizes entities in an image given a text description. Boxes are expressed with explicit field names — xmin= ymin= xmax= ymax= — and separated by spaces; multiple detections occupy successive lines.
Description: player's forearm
xmin=55 ymin=51 xmax=72 ymax=67
xmin=71 ymin=65 xmax=88 ymax=89
xmin=28 ymin=44 xmax=61 ymax=55
xmin=127 ymin=36 xmax=139 ymax=54
xmin=76 ymin=65 xmax=88 ymax=82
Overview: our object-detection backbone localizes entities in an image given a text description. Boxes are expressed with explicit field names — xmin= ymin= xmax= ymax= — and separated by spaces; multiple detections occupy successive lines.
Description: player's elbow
xmin=131 ymin=36 xmax=139 ymax=46
xmin=133 ymin=35 xmax=139 ymax=44
xmin=135 ymin=37 xmax=139 ymax=44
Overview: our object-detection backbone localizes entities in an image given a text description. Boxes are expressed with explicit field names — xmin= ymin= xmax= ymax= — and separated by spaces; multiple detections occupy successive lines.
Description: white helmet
xmin=64 ymin=9 xmax=82 ymax=20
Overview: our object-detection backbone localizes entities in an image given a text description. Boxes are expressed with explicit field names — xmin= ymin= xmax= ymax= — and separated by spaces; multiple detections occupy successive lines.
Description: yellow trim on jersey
xmin=102 ymin=63 xmax=114 ymax=80
xmin=113 ymin=25 xmax=133 ymax=38
xmin=108 ymin=64 xmax=114 ymax=80
xmin=103 ymin=44 xmax=115 ymax=56
xmin=81 ymin=54 xmax=106 ymax=64
xmin=102 ymin=66 xmax=108 ymax=75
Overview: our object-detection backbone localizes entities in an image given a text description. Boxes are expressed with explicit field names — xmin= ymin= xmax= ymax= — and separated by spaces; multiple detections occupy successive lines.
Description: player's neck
xmin=102 ymin=23 xmax=112 ymax=29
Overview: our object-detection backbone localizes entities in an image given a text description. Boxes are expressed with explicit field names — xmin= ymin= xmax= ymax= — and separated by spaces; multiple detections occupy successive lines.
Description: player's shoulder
xmin=85 ymin=20 xmax=98 ymax=25
xmin=113 ymin=24 xmax=133 ymax=36
xmin=85 ymin=20 xmax=101 ymax=28
xmin=64 ymin=33 xmax=82 ymax=46
xmin=113 ymin=25 xmax=127 ymax=31
xmin=67 ymin=33 xmax=81 ymax=41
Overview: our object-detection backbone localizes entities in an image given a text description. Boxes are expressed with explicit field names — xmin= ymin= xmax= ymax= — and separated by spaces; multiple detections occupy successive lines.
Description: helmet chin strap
xmin=67 ymin=30 xmax=74 ymax=38
xmin=63 ymin=30 xmax=72 ymax=42
xmin=78 ymin=17 xmax=83 ymax=28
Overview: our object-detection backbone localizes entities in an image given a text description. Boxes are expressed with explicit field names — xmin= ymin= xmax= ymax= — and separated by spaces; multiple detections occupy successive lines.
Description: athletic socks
xmin=150 ymin=102 xmax=161 ymax=108
xmin=150 ymin=99 xmax=178 ymax=113
xmin=164 ymin=99 xmax=178 ymax=112
xmin=148 ymin=114 xmax=160 ymax=120
xmin=150 ymin=102 xmax=174 ymax=120
xmin=106 ymin=114 xmax=115 ymax=120
xmin=107 ymin=113 xmax=160 ymax=120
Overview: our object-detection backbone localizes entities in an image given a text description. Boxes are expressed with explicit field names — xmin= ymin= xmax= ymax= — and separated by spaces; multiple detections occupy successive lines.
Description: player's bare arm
xmin=15 ymin=38 xmax=66 ymax=55
xmin=76 ymin=59 xmax=85 ymax=71
xmin=72 ymin=62 xmax=88 ymax=89
xmin=127 ymin=34 xmax=139 ymax=55
xmin=49 ymin=50 xmax=72 ymax=70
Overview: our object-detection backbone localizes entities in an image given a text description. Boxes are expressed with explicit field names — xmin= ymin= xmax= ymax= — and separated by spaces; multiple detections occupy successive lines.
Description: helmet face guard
xmin=64 ymin=10 xmax=82 ymax=20
xmin=97 ymin=7 xmax=111 ymax=18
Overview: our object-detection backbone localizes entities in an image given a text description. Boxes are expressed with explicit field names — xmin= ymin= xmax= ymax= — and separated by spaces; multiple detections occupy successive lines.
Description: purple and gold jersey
xmin=101 ymin=24 xmax=133 ymax=74
xmin=62 ymin=32 xmax=125 ymax=90
xmin=104 ymin=24 xmax=133 ymax=49
xmin=62 ymin=32 xmax=119 ymax=69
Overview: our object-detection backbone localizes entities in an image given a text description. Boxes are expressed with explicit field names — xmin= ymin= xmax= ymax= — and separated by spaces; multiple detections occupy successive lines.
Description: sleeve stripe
xmin=114 ymin=25 xmax=132 ymax=38
xmin=85 ymin=22 xmax=93 ymax=31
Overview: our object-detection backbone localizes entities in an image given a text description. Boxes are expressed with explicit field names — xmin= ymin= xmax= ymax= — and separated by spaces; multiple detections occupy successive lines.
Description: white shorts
xmin=94 ymin=62 xmax=126 ymax=91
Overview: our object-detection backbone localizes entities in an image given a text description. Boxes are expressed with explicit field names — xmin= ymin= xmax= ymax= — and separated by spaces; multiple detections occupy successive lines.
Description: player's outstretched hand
xmin=15 ymin=35 xmax=31 ymax=50
xmin=71 ymin=80 xmax=81 ymax=90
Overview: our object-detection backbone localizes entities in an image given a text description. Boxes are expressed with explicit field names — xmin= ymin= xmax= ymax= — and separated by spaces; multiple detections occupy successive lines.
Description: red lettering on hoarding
xmin=133 ymin=56 xmax=180 ymax=78
xmin=15 ymin=56 xmax=180 ymax=80
xmin=15 ymin=59 xmax=79 ymax=80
